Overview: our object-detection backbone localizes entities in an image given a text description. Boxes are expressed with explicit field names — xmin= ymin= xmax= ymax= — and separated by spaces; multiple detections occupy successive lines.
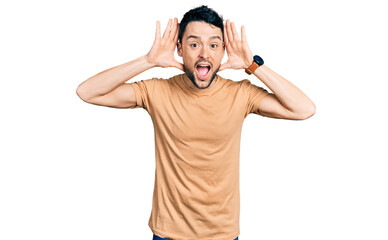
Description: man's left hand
xmin=219 ymin=20 xmax=254 ymax=71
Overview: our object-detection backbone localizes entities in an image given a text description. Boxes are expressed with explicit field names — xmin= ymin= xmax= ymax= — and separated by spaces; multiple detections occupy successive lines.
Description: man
xmin=76 ymin=5 xmax=315 ymax=240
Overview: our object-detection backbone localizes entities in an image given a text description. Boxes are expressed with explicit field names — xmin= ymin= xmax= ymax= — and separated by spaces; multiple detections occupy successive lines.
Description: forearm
xmin=253 ymin=64 xmax=316 ymax=114
xmin=76 ymin=55 xmax=156 ymax=100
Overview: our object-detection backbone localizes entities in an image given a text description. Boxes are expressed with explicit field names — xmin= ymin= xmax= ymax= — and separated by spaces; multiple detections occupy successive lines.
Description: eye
xmin=210 ymin=44 xmax=218 ymax=49
xmin=191 ymin=43 xmax=198 ymax=48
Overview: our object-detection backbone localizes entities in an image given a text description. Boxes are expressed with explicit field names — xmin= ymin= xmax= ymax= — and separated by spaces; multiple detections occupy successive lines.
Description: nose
xmin=199 ymin=46 xmax=210 ymax=59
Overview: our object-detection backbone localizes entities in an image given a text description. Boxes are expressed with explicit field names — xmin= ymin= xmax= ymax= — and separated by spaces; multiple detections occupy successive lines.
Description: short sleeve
xmin=128 ymin=78 xmax=157 ymax=112
xmin=242 ymin=79 xmax=270 ymax=116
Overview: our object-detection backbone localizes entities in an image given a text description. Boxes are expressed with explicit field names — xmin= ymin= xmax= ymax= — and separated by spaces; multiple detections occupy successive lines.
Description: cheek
xmin=212 ymin=53 xmax=224 ymax=66
xmin=182 ymin=53 xmax=196 ymax=65
xmin=216 ymin=49 xmax=225 ymax=58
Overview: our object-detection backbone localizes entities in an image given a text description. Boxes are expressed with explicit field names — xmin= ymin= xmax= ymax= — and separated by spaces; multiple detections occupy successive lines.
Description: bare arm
xmin=76 ymin=18 xmax=183 ymax=108
xmin=252 ymin=65 xmax=316 ymax=120
xmin=76 ymin=56 xmax=155 ymax=108
xmin=220 ymin=19 xmax=315 ymax=120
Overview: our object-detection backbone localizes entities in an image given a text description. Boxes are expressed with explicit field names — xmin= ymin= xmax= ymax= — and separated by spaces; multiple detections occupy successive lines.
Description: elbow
xmin=289 ymin=102 xmax=316 ymax=120
xmin=299 ymin=103 xmax=316 ymax=120
xmin=76 ymin=84 xmax=90 ymax=102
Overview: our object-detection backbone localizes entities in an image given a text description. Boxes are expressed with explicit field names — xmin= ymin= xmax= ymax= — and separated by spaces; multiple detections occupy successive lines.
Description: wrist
xmin=245 ymin=55 xmax=264 ymax=75
xmin=144 ymin=54 xmax=158 ymax=68
xmin=244 ymin=55 xmax=254 ymax=69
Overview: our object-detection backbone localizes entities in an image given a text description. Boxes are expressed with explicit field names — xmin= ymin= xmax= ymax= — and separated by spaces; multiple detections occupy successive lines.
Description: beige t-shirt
xmin=130 ymin=74 xmax=269 ymax=240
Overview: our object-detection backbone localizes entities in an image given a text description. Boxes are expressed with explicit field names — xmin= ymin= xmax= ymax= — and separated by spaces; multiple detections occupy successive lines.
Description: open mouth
xmin=195 ymin=63 xmax=211 ymax=80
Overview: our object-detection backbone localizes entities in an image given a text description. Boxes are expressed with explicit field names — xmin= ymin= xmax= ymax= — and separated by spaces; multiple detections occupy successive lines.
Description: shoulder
xmin=219 ymin=76 xmax=269 ymax=99
xmin=238 ymin=78 xmax=256 ymax=87
xmin=151 ymin=74 xmax=182 ymax=86
xmin=217 ymin=75 xmax=256 ymax=90
xmin=217 ymin=75 xmax=247 ymax=86
xmin=131 ymin=75 xmax=178 ymax=87
xmin=238 ymin=78 xmax=268 ymax=93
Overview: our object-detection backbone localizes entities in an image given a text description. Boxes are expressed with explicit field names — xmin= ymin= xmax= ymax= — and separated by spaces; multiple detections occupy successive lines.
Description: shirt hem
xmin=151 ymin=227 xmax=240 ymax=240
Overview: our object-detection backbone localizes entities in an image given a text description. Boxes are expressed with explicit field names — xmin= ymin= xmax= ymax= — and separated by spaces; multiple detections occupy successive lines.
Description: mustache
xmin=195 ymin=59 xmax=213 ymax=68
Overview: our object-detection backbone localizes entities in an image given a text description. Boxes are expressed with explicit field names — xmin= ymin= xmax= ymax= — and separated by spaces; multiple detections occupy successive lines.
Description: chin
xmin=184 ymin=65 xmax=219 ymax=89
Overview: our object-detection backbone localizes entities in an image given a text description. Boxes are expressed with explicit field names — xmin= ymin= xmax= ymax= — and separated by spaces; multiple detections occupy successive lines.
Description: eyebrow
xmin=187 ymin=35 xmax=222 ymax=41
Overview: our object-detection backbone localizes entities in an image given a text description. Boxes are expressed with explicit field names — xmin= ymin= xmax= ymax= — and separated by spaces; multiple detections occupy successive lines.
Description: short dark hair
xmin=178 ymin=5 xmax=224 ymax=44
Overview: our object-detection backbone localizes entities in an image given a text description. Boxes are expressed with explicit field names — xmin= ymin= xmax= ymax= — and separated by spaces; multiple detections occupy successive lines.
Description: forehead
xmin=183 ymin=21 xmax=223 ymax=41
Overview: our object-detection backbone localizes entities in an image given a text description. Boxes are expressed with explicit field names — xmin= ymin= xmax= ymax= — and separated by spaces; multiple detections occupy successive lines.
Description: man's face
xmin=178 ymin=21 xmax=224 ymax=89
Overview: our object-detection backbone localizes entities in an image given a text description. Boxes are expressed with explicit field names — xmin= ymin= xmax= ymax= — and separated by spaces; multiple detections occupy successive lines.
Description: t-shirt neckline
xmin=177 ymin=73 xmax=221 ymax=96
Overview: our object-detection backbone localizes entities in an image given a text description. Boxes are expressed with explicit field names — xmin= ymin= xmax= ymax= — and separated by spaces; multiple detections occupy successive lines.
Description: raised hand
xmin=146 ymin=18 xmax=184 ymax=71
xmin=219 ymin=19 xmax=254 ymax=71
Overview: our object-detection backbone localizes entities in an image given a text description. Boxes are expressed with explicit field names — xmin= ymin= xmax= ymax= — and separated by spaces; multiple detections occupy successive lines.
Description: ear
xmin=177 ymin=42 xmax=182 ymax=57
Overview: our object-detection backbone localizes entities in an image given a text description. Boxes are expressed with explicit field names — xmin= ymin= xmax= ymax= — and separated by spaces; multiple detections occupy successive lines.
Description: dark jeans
xmin=153 ymin=234 xmax=239 ymax=240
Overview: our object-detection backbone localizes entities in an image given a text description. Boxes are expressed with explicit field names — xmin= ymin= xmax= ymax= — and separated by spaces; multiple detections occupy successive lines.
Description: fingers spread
xmin=173 ymin=23 xmax=179 ymax=43
xmin=223 ymin=23 xmax=229 ymax=46
xmin=162 ymin=18 xmax=172 ymax=39
xmin=241 ymin=25 xmax=247 ymax=43
xmin=226 ymin=19 xmax=234 ymax=43
xmin=231 ymin=21 xmax=240 ymax=42
xmin=155 ymin=21 xmax=161 ymax=40
xmin=170 ymin=18 xmax=178 ymax=33
xmin=171 ymin=18 xmax=179 ymax=42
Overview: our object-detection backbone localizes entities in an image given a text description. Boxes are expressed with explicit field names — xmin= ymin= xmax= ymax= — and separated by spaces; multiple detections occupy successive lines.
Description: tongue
xmin=197 ymin=66 xmax=209 ymax=79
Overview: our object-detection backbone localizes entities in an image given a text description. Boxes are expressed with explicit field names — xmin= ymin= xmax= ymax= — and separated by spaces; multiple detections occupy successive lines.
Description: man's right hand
xmin=146 ymin=18 xmax=184 ymax=71
xmin=77 ymin=18 xmax=184 ymax=108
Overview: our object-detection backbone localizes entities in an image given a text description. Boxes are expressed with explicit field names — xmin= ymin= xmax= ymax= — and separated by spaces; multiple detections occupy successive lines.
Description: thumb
xmin=172 ymin=61 xmax=184 ymax=71
xmin=219 ymin=62 xmax=230 ymax=72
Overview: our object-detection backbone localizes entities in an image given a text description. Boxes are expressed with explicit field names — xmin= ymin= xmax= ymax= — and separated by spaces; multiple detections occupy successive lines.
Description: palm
xmin=220 ymin=20 xmax=253 ymax=71
xmin=148 ymin=38 xmax=176 ymax=67
xmin=224 ymin=50 xmax=251 ymax=69
xmin=146 ymin=18 xmax=183 ymax=71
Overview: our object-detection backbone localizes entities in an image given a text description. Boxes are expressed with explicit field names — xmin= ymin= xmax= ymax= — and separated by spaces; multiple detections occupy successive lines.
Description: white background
xmin=1 ymin=0 xmax=387 ymax=239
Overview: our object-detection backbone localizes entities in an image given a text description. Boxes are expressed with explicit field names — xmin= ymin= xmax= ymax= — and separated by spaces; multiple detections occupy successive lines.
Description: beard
xmin=184 ymin=64 xmax=220 ymax=89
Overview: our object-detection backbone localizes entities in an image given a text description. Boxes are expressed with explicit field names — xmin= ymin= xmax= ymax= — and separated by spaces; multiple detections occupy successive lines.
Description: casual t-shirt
xmin=129 ymin=73 xmax=269 ymax=240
